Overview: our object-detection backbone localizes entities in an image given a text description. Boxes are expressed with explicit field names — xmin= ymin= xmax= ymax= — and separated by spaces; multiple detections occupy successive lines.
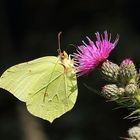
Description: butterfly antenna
xmin=57 ymin=32 xmax=62 ymax=54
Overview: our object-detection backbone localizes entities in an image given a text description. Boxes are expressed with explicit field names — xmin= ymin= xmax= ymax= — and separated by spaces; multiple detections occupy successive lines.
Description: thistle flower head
xmin=119 ymin=58 xmax=137 ymax=84
xmin=101 ymin=84 xmax=123 ymax=100
xmin=125 ymin=83 xmax=137 ymax=95
xmin=73 ymin=31 xmax=119 ymax=76
xmin=100 ymin=60 xmax=119 ymax=82
xmin=121 ymin=58 xmax=134 ymax=65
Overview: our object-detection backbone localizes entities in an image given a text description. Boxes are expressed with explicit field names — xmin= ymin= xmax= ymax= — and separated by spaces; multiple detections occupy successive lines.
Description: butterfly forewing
xmin=0 ymin=56 xmax=59 ymax=102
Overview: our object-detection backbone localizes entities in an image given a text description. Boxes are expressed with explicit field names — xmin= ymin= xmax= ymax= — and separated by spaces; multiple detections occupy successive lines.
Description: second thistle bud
xmin=100 ymin=60 xmax=119 ymax=82
xmin=102 ymin=84 xmax=124 ymax=100
xmin=119 ymin=58 xmax=137 ymax=85
xmin=125 ymin=83 xmax=137 ymax=95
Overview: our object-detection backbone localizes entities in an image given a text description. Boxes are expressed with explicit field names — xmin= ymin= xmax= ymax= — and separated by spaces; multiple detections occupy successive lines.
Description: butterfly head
xmin=59 ymin=51 xmax=76 ymax=74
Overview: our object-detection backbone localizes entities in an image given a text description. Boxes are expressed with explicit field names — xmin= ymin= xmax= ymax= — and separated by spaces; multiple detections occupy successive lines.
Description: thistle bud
xmin=118 ymin=87 xmax=125 ymax=95
xmin=119 ymin=58 xmax=137 ymax=85
xmin=100 ymin=60 xmax=119 ymax=82
xmin=102 ymin=84 xmax=122 ymax=100
xmin=125 ymin=83 xmax=137 ymax=95
xmin=128 ymin=126 xmax=140 ymax=139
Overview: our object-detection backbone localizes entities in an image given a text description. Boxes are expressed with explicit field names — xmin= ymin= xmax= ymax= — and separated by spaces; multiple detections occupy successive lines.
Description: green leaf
xmin=0 ymin=53 xmax=78 ymax=122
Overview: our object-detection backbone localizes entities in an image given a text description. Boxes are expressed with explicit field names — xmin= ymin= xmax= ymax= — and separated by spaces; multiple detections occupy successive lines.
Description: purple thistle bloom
xmin=121 ymin=58 xmax=133 ymax=65
xmin=73 ymin=31 xmax=119 ymax=76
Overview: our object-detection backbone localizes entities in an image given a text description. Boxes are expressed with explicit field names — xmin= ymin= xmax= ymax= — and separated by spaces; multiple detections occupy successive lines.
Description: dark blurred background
xmin=0 ymin=0 xmax=140 ymax=140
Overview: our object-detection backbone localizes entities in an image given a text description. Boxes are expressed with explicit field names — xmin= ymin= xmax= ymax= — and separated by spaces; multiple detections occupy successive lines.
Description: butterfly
xmin=0 ymin=33 xmax=78 ymax=123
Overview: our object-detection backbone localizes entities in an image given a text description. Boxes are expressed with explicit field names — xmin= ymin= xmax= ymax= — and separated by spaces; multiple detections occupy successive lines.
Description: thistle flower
xmin=73 ymin=31 xmax=119 ymax=76
xmin=100 ymin=60 xmax=119 ymax=82
xmin=122 ymin=59 xmax=134 ymax=65
xmin=125 ymin=83 xmax=137 ymax=95
xmin=119 ymin=58 xmax=137 ymax=85
xmin=101 ymin=84 xmax=124 ymax=100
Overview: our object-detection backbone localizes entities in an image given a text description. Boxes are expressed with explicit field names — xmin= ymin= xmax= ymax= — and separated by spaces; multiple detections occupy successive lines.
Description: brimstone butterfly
xmin=0 ymin=45 xmax=78 ymax=123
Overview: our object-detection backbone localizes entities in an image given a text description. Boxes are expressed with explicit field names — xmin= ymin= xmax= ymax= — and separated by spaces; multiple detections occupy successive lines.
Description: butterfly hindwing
xmin=26 ymin=68 xmax=77 ymax=122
